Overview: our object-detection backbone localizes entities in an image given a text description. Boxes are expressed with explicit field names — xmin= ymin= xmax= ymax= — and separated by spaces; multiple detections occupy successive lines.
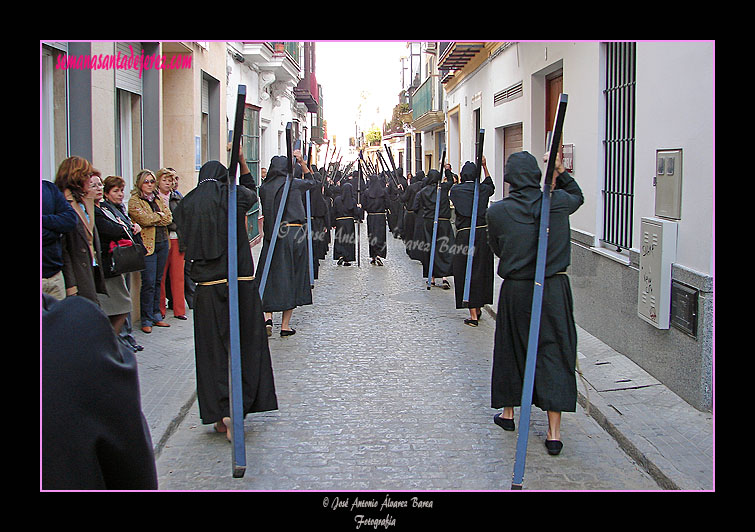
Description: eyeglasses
xmin=144 ymin=178 xmax=156 ymax=184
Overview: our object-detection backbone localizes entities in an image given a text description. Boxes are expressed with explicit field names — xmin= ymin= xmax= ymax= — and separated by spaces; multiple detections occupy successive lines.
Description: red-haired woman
xmin=54 ymin=156 xmax=107 ymax=305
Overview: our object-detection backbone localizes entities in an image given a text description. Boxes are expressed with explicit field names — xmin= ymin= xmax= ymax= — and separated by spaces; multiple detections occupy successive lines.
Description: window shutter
xmin=115 ymin=42 xmax=143 ymax=95
xmin=202 ymin=78 xmax=209 ymax=114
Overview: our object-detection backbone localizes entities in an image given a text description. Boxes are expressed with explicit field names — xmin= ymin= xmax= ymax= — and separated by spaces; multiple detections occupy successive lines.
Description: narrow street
xmin=151 ymin=230 xmax=659 ymax=491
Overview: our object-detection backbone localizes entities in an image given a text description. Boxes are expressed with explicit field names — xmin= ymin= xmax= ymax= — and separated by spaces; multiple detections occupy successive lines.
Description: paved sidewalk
xmin=133 ymin=233 xmax=713 ymax=491
xmin=487 ymin=277 xmax=714 ymax=491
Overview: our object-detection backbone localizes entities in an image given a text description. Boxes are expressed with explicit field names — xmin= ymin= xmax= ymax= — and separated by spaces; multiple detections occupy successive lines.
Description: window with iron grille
xmin=243 ymin=105 xmax=261 ymax=241
xmin=415 ymin=133 xmax=423 ymax=173
xmin=405 ymin=135 xmax=412 ymax=174
xmin=602 ymin=42 xmax=636 ymax=252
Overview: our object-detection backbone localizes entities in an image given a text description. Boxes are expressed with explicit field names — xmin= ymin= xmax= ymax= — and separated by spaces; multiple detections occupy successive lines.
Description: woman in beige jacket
xmin=128 ymin=170 xmax=172 ymax=333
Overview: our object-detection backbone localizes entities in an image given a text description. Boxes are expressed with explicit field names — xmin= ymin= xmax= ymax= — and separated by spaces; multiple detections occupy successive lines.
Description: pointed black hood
xmin=503 ymin=151 xmax=543 ymax=224
xmin=459 ymin=161 xmax=477 ymax=183
xmin=174 ymin=160 xmax=229 ymax=262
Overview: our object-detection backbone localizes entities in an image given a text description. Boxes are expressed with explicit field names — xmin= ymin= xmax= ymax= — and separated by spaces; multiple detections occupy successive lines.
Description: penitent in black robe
xmin=257 ymin=156 xmax=316 ymax=312
xmin=386 ymin=168 xmax=406 ymax=239
xmin=363 ymin=174 xmax=388 ymax=259
xmin=173 ymin=160 xmax=278 ymax=426
xmin=414 ymin=169 xmax=453 ymax=279
xmin=310 ymin=171 xmax=330 ymax=263
xmin=331 ymin=180 xmax=357 ymax=262
xmin=486 ymin=151 xmax=584 ymax=413
xmin=450 ymin=162 xmax=495 ymax=310
xmin=42 ymin=294 xmax=158 ymax=490
xmin=401 ymin=173 xmax=423 ymax=260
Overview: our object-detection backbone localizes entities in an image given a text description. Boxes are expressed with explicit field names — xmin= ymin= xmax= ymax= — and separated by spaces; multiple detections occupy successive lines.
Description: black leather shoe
xmin=281 ymin=329 xmax=296 ymax=337
xmin=464 ymin=318 xmax=478 ymax=327
xmin=545 ymin=439 xmax=563 ymax=455
xmin=493 ymin=413 xmax=515 ymax=431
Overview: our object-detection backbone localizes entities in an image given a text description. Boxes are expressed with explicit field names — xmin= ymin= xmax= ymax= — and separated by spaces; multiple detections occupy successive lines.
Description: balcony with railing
xmin=310 ymin=85 xmax=325 ymax=143
xmin=294 ymin=42 xmax=318 ymax=113
xmin=240 ymin=41 xmax=300 ymax=83
xmin=438 ymin=42 xmax=484 ymax=69
xmin=411 ymin=76 xmax=444 ymax=131
xmin=269 ymin=42 xmax=300 ymax=66
xmin=294 ymin=71 xmax=318 ymax=112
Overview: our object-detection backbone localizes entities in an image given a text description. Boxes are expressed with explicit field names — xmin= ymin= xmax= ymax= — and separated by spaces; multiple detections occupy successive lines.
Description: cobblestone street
xmin=152 ymin=229 xmax=659 ymax=491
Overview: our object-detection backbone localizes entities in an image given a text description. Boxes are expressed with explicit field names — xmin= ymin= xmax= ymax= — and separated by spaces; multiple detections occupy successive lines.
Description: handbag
xmin=108 ymin=235 xmax=146 ymax=276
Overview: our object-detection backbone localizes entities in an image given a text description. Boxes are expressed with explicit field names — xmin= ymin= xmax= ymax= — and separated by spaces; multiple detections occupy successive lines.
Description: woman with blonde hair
xmin=155 ymin=168 xmax=187 ymax=320
xmin=54 ymin=155 xmax=107 ymax=304
xmin=128 ymin=169 xmax=172 ymax=333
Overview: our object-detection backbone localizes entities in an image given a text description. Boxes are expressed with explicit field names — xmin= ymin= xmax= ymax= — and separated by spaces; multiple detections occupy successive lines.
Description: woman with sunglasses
xmin=128 ymin=170 xmax=172 ymax=333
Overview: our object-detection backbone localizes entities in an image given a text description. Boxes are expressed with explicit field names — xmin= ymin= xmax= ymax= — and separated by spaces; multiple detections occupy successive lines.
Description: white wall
xmin=635 ymin=41 xmax=714 ymax=276
xmin=225 ymin=42 xmax=302 ymax=172
xmin=444 ymin=41 xmax=714 ymax=277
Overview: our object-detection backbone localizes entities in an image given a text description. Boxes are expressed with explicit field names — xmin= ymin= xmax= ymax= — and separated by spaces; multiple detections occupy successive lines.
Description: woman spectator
xmin=128 ymin=169 xmax=172 ymax=333
xmin=168 ymin=169 xmax=195 ymax=310
xmin=92 ymin=174 xmax=134 ymax=335
xmin=54 ymin=156 xmax=107 ymax=305
xmin=156 ymin=168 xmax=187 ymax=321
xmin=100 ymin=175 xmax=144 ymax=352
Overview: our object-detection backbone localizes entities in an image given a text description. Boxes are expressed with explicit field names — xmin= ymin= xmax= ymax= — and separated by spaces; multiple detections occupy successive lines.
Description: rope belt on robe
xmin=198 ymin=276 xmax=255 ymax=286
xmin=456 ymin=224 xmax=488 ymax=231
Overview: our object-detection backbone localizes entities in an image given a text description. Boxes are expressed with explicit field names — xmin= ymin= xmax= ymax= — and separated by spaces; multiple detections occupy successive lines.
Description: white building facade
xmin=225 ymin=42 xmax=320 ymax=244
xmin=438 ymin=41 xmax=714 ymax=411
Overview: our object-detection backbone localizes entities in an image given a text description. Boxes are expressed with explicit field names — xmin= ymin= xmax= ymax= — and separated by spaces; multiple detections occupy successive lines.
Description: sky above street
xmin=315 ymin=41 xmax=408 ymax=151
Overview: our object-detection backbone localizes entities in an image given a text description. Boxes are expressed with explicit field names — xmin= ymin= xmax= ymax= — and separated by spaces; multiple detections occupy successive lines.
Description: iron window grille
xmin=602 ymin=42 xmax=636 ymax=252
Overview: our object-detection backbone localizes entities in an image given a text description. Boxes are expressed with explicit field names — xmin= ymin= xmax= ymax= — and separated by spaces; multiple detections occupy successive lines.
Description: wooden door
xmin=545 ymin=70 xmax=563 ymax=150
xmin=503 ymin=123 xmax=523 ymax=197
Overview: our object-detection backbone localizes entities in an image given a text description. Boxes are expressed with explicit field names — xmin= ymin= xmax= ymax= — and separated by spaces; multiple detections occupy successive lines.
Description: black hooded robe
xmin=331 ymin=180 xmax=357 ymax=262
xmin=393 ymin=168 xmax=408 ymax=238
xmin=257 ymin=156 xmax=316 ymax=312
xmin=42 ymin=294 xmax=158 ymax=490
xmin=401 ymin=173 xmax=424 ymax=260
xmin=363 ymin=174 xmax=388 ymax=259
xmin=486 ymin=151 xmax=584 ymax=413
xmin=310 ymin=171 xmax=329 ymax=263
xmin=415 ymin=169 xmax=454 ymax=279
xmin=450 ymin=162 xmax=495 ymax=310
xmin=172 ymin=160 xmax=278 ymax=426
xmin=386 ymin=169 xmax=405 ymax=238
